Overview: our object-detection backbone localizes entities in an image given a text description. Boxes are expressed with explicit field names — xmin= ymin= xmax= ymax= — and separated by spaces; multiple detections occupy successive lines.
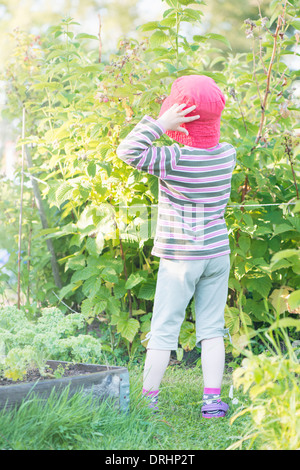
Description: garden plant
xmin=0 ymin=0 xmax=299 ymax=450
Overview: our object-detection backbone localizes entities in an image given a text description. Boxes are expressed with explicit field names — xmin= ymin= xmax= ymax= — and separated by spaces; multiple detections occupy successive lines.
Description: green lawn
xmin=0 ymin=363 xmax=253 ymax=450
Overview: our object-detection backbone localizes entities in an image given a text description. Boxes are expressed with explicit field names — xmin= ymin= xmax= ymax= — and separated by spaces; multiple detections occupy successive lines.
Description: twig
xmin=255 ymin=3 xmax=268 ymax=74
xmin=229 ymin=88 xmax=247 ymax=132
xmin=118 ymin=231 xmax=133 ymax=318
xmin=284 ymin=136 xmax=299 ymax=200
xmin=108 ymin=201 xmax=133 ymax=317
xmin=51 ymin=290 xmax=80 ymax=313
xmin=252 ymin=38 xmax=263 ymax=108
xmin=255 ymin=2 xmax=287 ymax=145
xmin=26 ymin=145 xmax=63 ymax=289
xmin=239 ymin=2 xmax=287 ymax=209
xmin=98 ymin=14 xmax=102 ymax=63
xmin=258 ymin=35 xmax=267 ymax=75
xmin=273 ymin=32 xmax=299 ymax=90
xmin=17 ymin=107 xmax=26 ymax=309
xmin=26 ymin=197 xmax=35 ymax=304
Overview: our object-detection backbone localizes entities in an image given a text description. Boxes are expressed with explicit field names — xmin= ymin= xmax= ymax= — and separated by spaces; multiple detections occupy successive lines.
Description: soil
xmin=0 ymin=363 xmax=95 ymax=387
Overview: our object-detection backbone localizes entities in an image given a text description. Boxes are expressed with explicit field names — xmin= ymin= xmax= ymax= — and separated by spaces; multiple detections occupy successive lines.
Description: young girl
xmin=116 ymin=75 xmax=236 ymax=418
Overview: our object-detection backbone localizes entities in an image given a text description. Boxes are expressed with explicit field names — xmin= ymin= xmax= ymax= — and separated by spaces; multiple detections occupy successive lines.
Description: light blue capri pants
xmin=146 ymin=254 xmax=230 ymax=351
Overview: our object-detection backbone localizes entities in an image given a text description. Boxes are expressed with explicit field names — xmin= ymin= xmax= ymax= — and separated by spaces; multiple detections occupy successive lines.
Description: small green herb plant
xmin=0 ymin=306 xmax=105 ymax=381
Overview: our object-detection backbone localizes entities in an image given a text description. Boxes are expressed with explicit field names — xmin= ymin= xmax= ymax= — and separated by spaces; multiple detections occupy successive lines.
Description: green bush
xmin=0 ymin=306 xmax=104 ymax=380
xmin=1 ymin=0 xmax=299 ymax=356
xmin=229 ymin=324 xmax=300 ymax=450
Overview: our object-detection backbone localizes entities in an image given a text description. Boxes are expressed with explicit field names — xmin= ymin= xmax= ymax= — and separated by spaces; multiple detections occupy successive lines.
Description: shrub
xmin=229 ymin=323 xmax=300 ymax=450
xmin=1 ymin=0 xmax=299 ymax=355
xmin=0 ymin=306 xmax=104 ymax=381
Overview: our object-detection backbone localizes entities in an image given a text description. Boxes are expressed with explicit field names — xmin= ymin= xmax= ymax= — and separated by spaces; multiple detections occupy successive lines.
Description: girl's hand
xmin=157 ymin=103 xmax=200 ymax=136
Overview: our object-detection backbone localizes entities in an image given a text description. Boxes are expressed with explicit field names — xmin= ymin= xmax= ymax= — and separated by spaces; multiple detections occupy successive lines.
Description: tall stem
xmin=240 ymin=2 xmax=287 ymax=206
xmin=108 ymin=201 xmax=132 ymax=317
xmin=255 ymin=2 xmax=286 ymax=145
xmin=98 ymin=14 xmax=102 ymax=63
xmin=17 ymin=107 xmax=26 ymax=309
xmin=175 ymin=10 xmax=179 ymax=72
xmin=284 ymin=137 xmax=299 ymax=200
xmin=26 ymin=146 xmax=63 ymax=289
xmin=26 ymin=197 xmax=35 ymax=305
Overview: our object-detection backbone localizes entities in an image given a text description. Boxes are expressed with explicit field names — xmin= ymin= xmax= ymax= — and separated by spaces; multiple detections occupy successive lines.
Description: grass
xmin=0 ymin=362 xmax=253 ymax=450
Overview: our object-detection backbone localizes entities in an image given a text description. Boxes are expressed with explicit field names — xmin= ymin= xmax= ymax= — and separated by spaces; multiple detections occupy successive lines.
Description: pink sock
xmin=142 ymin=388 xmax=159 ymax=410
xmin=142 ymin=388 xmax=159 ymax=398
xmin=204 ymin=388 xmax=221 ymax=395
xmin=203 ymin=387 xmax=221 ymax=404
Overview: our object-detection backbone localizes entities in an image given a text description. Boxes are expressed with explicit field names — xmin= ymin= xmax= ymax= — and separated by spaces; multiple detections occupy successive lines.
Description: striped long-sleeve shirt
xmin=116 ymin=115 xmax=236 ymax=260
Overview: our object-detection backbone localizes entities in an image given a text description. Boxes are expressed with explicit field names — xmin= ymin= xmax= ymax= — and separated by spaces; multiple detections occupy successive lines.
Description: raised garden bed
xmin=0 ymin=360 xmax=130 ymax=412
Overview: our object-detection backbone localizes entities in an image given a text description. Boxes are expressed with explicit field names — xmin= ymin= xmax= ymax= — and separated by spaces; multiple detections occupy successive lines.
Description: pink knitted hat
xmin=158 ymin=75 xmax=226 ymax=149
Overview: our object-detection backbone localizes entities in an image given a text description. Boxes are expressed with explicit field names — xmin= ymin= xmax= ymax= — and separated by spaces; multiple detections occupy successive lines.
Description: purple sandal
xmin=201 ymin=401 xmax=229 ymax=418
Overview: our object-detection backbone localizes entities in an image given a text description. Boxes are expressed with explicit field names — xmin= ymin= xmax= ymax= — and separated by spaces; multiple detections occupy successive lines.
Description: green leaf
xmin=181 ymin=8 xmax=203 ymax=22
xmin=85 ymin=237 xmax=100 ymax=256
xmin=79 ymin=64 xmax=104 ymax=73
xmin=82 ymin=275 xmax=101 ymax=297
xmin=165 ymin=0 xmax=180 ymax=8
xmin=119 ymin=316 xmax=140 ymax=343
xmin=132 ymin=309 xmax=146 ymax=316
xmin=290 ymin=19 xmax=300 ymax=30
xmin=255 ymin=225 xmax=273 ymax=236
xmin=138 ymin=279 xmax=156 ymax=300
xmin=195 ymin=70 xmax=228 ymax=85
xmin=225 ymin=306 xmax=240 ymax=334
xmin=98 ymin=143 xmax=111 ymax=158
xmin=136 ymin=21 xmax=161 ymax=32
xmin=269 ymin=258 xmax=292 ymax=271
xmin=71 ymin=266 xmax=100 ymax=283
xmin=58 ymin=283 xmax=78 ymax=300
xmin=193 ymin=35 xmax=207 ymax=43
xmin=125 ymin=272 xmax=145 ymax=290
xmin=251 ymin=239 xmax=268 ymax=258
xmin=149 ymin=30 xmax=169 ymax=47
xmin=205 ymin=33 xmax=232 ymax=50
xmin=271 ymin=249 xmax=299 ymax=262
xmin=293 ymin=201 xmax=300 ymax=213
xmin=32 ymin=81 xmax=63 ymax=91
xmin=176 ymin=348 xmax=184 ymax=361
xmin=288 ymin=290 xmax=300 ymax=309
xmin=164 ymin=62 xmax=178 ymax=74
xmin=55 ymin=181 xmax=74 ymax=207
xmin=76 ymin=33 xmax=99 ymax=40
xmin=160 ymin=17 xmax=177 ymax=28
xmin=106 ymin=297 xmax=121 ymax=316
xmin=87 ymin=162 xmax=96 ymax=178
xmin=273 ymin=223 xmax=294 ymax=236
xmin=267 ymin=318 xmax=300 ymax=332
xmin=101 ymin=267 xmax=118 ymax=283
xmin=238 ymin=235 xmax=251 ymax=254
xmin=179 ymin=321 xmax=196 ymax=351
xmin=179 ymin=0 xmax=204 ymax=5
xmin=65 ymin=255 xmax=86 ymax=271
xmin=94 ymin=300 xmax=107 ymax=315
xmin=95 ymin=231 xmax=105 ymax=255
xmin=245 ymin=299 xmax=269 ymax=322
xmin=81 ymin=298 xmax=94 ymax=319
xmin=113 ymin=280 xmax=127 ymax=299
xmin=111 ymin=311 xmax=140 ymax=343
xmin=246 ymin=276 xmax=272 ymax=298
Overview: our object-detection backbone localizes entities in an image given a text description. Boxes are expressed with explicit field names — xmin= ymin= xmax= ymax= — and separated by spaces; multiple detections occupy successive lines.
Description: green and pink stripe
xmin=116 ymin=115 xmax=236 ymax=259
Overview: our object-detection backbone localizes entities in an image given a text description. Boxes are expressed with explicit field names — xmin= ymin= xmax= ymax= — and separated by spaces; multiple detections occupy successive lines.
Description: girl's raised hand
xmin=157 ymin=103 xmax=200 ymax=136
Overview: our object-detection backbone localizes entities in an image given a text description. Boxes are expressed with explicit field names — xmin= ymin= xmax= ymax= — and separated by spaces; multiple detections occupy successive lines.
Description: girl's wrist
xmin=156 ymin=118 xmax=168 ymax=133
